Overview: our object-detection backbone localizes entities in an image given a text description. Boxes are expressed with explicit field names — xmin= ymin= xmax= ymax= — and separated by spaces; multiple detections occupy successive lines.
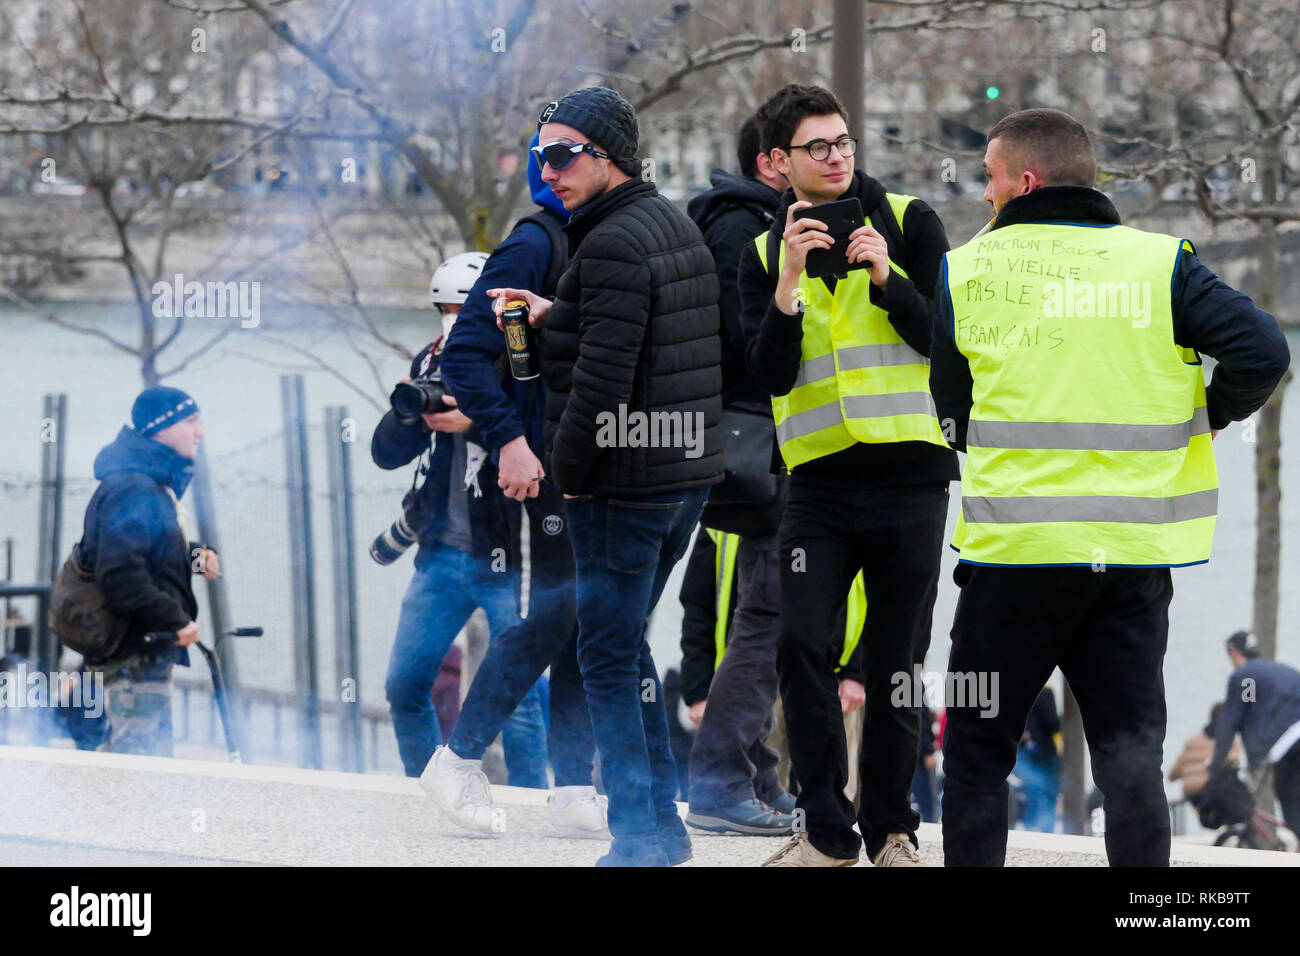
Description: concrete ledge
xmin=2 ymin=745 xmax=1294 ymax=867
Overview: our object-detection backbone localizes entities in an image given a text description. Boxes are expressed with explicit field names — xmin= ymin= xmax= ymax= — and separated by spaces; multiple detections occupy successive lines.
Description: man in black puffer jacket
xmin=489 ymin=86 xmax=723 ymax=866
xmin=80 ymin=386 xmax=218 ymax=755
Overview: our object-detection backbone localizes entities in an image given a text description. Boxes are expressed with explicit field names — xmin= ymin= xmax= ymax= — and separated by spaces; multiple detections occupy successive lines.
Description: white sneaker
xmin=547 ymin=786 xmax=610 ymax=839
xmin=420 ymin=746 xmax=507 ymax=835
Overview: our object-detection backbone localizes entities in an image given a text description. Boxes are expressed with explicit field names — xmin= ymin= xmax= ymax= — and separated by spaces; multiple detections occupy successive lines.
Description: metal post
xmin=191 ymin=442 xmax=249 ymax=760
xmin=35 ymin=394 xmax=66 ymax=674
xmin=30 ymin=395 xmax=65 ymax=746
xmin=4 ymin=537 xmax=13 ymax=643
xmin=832 ymin=0 xmax=865 ymax=169
xmin=325 ymin=405 xmax=363 ymax=772
xmin=1061 ymin=681 xmax=1087 ymax=834
xmin=281 ymin=375 xmax=322 ymax=768
xmin=1 ymin=539 xmax=9 ymax=745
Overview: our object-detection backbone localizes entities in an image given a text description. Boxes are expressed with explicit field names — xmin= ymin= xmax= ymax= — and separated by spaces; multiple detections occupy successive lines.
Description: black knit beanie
xmin=538 ymin=87 xmax=640 ymax=177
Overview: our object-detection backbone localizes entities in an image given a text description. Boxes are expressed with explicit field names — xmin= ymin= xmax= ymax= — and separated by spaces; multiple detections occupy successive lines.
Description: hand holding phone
xmin=845 ymin=223 xmax=892 ymax=287
xmin=780 ymin=200 xmax=835 ymax=282
xmin=793 ymin=197 xmax=867 ymax=280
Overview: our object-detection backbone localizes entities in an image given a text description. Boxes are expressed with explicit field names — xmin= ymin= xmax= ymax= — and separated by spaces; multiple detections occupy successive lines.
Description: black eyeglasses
xmin=787 ymin=136 xmax=858 ymax=162
xmin=531 ymin=140 xmax=611 ymax=170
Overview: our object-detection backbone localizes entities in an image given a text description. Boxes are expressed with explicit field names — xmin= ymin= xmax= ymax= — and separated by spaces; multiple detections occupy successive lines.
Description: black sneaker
xmin=686 ymin=798 xmax=796 ymax=835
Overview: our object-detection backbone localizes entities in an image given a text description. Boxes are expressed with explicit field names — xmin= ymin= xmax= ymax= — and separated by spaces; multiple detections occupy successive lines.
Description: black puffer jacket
xmin=79 ymin=427 xmax=200 ymax=665
xmin=540 ymin=178 xmax=724 ymax=495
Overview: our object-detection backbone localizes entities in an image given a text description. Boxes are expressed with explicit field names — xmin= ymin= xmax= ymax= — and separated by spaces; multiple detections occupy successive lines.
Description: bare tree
xmin=0 ymin=0 xmax=319 ymax=385
xmin=1102 ymin=0 xmax=1299 ymax=658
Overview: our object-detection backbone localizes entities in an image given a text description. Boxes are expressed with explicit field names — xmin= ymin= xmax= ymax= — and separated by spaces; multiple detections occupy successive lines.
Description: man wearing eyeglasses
xmin=488 ymin=86 xmax=723 ymax=866
xmin=737 ymin=84 xmax=958 ymax=866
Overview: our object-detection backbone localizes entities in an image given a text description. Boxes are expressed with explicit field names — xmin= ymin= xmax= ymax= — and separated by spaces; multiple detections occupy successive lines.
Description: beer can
xmin=502 ymin=298 xmax=540 ymax=380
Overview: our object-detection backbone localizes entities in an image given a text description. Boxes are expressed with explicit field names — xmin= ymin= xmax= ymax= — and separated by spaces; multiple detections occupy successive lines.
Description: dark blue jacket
xmin=438 ymin=218 xmax=558 ymax=458
xmin=1213 ymin=658 xmax=1300 ymax=769
xmin=422 ymin=139 xmax=575 ymax=594
xmin=440 ymin=131 xmax=569 ymax=460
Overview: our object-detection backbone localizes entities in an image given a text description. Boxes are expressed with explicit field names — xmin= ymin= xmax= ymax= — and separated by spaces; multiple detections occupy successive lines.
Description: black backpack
xmin=1196 ymin=764 xmax=1255 ymax=829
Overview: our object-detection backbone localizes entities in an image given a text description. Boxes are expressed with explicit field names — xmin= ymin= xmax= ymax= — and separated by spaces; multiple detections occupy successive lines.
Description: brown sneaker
xmin=871 ymin=832 xmax=925 ymax=867
xmin=761 ymin=832 xmax=858 ymax=867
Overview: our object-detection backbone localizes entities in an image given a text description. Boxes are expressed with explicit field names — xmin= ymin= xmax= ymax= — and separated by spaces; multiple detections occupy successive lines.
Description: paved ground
xmin=2 ymin=745 xmax=1293 ymax=867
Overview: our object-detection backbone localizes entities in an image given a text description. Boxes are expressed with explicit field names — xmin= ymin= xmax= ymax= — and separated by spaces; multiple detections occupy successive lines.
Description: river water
xmin=1 ymin=305 xmax=1296 ymax=783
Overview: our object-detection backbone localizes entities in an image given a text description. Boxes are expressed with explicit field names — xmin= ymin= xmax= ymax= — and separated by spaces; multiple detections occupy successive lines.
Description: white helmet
xmin=429 ymin=251 xmax=488 ymax=307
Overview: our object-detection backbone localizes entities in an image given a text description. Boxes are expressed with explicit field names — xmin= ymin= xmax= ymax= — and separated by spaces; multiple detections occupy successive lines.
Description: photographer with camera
xmin=371 ymin=252 xmax=548 ymax=788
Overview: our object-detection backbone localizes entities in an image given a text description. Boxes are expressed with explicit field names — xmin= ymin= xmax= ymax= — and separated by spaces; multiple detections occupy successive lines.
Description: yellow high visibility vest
xmin=943 ymin=222 xmax=1218 ymax=567
xmin=754 ymin=193 xmax=949 ymax=470
xmin=837 ymin=572 xmax=865 ymax=672
xmin=707 ymin=529 xmax=740 ymax=670
xmin=707 ymin=529 xmax=864 ymax=672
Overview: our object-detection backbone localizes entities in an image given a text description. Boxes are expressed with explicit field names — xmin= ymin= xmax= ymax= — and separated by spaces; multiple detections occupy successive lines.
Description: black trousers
xmin=777 ymin=477 xmax=948 ymax=860
xmin=1274 ymin=744 xmax=1300 ymax=832
xmin=942 ymin=564 xmax=1174 ymax=867
xmin=687 ymin=534 xmax=784 ymax=808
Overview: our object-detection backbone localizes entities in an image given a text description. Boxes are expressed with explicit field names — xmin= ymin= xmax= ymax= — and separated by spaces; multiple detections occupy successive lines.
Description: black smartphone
xmin=793 ymin=196 xmax=866 ymax=279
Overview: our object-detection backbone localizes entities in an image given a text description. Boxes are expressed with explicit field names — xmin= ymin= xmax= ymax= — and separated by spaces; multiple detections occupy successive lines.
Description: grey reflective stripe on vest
xmin=963 ymin=488 xmax=1218 ymax=525
xmin=777 ymin=401 xmax=845 ymax=446
xmin=777 ymin=392 xmax=937 ymax=445
xmin=843 ymin=392 xmax=937 ymax=419
xmin=793 ymin=345 xmax=925 ymax=389
xmin=794 ymin=354 xmax=837 ymax=388
xmin=967 ymin=408 xmax=1211 ymax=452
xmin=837 ymin=343 xmax=928 ymax=371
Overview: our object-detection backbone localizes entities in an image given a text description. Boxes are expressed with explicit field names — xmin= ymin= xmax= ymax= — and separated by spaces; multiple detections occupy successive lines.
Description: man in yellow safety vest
xmin=930 ymin=107 xmax=1290 ymax=866
xmin=738 ymin=84 xmax=959 ymax=867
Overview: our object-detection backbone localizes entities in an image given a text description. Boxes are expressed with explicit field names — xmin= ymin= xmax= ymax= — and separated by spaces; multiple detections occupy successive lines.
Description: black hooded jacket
xmin=687 ymin=169 xmax=783 ymax=408
xmin=78 ymin=427 xmax=200 ymax=664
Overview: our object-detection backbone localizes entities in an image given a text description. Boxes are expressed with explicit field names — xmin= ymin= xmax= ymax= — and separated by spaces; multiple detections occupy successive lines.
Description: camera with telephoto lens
xmin=370 ymin=487 xmax=433 ymax=565
xmin=389 ymin=372 xmax=453 ymax=425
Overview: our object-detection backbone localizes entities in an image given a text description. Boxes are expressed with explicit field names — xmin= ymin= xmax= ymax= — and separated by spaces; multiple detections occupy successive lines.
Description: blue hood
xmin=528 ymin=131 xmax=570 ymax=219
xmin=94 ymin=426 xmax=195 ymax=497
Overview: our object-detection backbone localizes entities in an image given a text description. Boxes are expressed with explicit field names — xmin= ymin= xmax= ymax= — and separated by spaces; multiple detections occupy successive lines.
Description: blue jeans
xmin=384 ymin=542 xmax=548 ymax=786
xmin=1013 ymin=747 xmax=1059 ymax=832
xmin=565 ymin=488 xmax=709 ymax=850
xmin=447 ymin=491 xmax=595 ymax=787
